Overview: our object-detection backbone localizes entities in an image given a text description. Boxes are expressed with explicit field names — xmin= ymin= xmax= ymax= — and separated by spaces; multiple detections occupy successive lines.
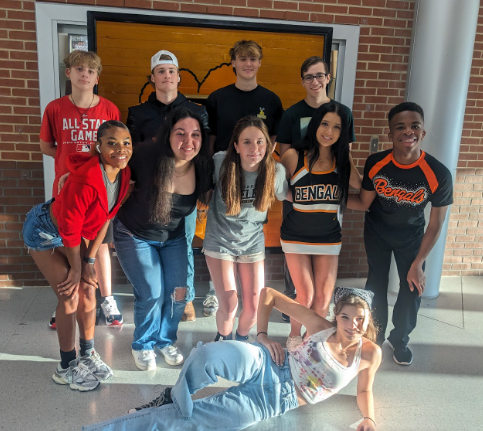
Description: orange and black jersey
xmin=281 ymin=151 xmax=342 ymax=255
xmin=362 ymin=149 xmax=453 ymax=229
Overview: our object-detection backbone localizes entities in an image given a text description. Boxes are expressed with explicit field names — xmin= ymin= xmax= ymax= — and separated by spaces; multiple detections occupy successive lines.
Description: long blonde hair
xmin=220 ymin=116 xmax=276 ymax=216
xmin=333 ymin=295 xmax=378 ymax=343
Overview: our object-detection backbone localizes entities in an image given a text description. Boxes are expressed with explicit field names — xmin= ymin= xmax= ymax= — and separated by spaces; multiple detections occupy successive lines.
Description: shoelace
xmin=162 ymin=346 xmax=179 ymax=356
xmin=203 ymin=296 xmax=218 ymax=307
xmin=135 ymin=394 xmax=167 ymax=411
xmin=72 ymin=362 xmax=97 ymax=381
xmin=103 ymin=300 xmax=120 ymax=315
xmin=86 ymin=351 xmax=108 ymax=369
xmin=141 ymin=350 xmax=156 ymax=360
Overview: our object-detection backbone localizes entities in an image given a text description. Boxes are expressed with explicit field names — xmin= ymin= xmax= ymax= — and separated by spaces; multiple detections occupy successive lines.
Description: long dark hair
xmin=220 ymin=116 xmax=276 ymax=215
xmin=293 ymin=101 xmax=351 ymax=208
xmin=148 ymin=108 xmax=212 ymax=225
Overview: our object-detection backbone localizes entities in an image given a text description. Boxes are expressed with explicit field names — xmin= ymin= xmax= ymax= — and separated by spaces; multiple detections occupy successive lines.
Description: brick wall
xmin=1 ymin=0 xmax=482 ymax=287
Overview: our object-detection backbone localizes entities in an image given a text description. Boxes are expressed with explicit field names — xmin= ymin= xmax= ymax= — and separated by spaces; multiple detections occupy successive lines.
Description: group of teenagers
xmin=22 ymin=39 xmax=453 ymax=431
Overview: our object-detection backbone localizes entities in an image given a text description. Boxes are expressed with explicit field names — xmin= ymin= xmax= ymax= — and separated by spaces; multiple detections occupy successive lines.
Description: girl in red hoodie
xmin=23 ymin=120 xmax=132 ymax=391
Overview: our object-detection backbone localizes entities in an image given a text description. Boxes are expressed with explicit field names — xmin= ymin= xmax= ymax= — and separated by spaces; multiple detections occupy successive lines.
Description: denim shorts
xmin=202 ymin=248 xmax=265 ymax=263
xmin=23 ymin=200 xmax=64 ymax=252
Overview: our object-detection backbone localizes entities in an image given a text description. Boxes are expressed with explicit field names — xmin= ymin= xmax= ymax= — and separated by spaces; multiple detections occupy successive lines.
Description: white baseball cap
xmin=151 ymin=50 xmax=179 ymax=71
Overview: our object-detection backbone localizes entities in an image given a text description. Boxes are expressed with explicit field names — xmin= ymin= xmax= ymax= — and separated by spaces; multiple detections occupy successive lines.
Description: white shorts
xmin=202 ymin=248 xmax=265 ymax=263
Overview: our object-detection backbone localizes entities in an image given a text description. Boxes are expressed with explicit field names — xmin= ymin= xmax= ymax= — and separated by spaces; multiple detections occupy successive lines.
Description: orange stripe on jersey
xmin=304 ymin=155 xmax=336 ymax=174
xmin=281 ymin=239 xmax=342 ymax=246
xmin=368 ymin=153 xmax=393 ymax=179
xmin=294 ymin=208 xmax=338 ymax=213
xmin=419 ymin=158 xmax=439 ymax=193
xmin=291 ymin=165 xmax=306 ymax=181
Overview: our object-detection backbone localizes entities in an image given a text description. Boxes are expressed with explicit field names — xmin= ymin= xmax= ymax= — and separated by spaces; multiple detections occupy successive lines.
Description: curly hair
xmin=148 ymin=108 xmax=212 ymax=225
xmin=220 ymin=116 xmax=276 ymax=216
xmin=293 ymin=101 xmax=351 ymax=209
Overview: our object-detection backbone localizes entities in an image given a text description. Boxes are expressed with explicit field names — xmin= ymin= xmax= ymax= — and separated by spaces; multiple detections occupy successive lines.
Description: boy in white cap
xmin=127 ymin=50 xmax=209 ymax=322
xmin=127 ymin=50 xmax=208 ymax=144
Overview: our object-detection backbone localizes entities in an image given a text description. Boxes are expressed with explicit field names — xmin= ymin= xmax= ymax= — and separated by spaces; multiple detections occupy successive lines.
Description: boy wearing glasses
xmin=276 ymin=56 xmax=356 ymax=320
xmin=277 ymin=56 xmax=355 ymax=155
xmin=206 ymin=40 xmax=284 ymax=154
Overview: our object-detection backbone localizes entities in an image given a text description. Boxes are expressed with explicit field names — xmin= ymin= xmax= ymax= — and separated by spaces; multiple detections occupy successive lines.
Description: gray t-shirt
xmin=100 ymin=162 xmax=120 ymax=212
xmin=203 ymin=151 xmax=287 ymax=256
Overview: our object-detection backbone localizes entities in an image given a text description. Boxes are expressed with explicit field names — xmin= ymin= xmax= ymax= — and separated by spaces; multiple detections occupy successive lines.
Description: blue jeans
xmin=184 ymin=209 xmax=197 ymax=302
xmin=82 ymin=341 xmax=299 ymax=431
xmin=23 ymin=200 xmax=64 ymax=251
xmin=113 ymin=218 xmax=188 ymax=351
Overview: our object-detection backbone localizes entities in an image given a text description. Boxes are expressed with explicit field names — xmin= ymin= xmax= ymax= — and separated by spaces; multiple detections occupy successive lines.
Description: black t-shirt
xmin=206 ymin=84 xmax=284 ymax=152
xmin=362 ymin=149 xmax=453 ymax=231
xmin=117 ymin=142 xmax=205 ymax=242
xmin=126 ymin=92 xmax=209 ymax=145
xmin=276 ymin=99 xmax=356 ymax=146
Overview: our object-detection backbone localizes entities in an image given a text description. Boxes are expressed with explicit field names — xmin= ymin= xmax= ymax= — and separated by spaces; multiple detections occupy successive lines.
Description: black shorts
xmin=102 ymin=220 xmax=113 ymax=244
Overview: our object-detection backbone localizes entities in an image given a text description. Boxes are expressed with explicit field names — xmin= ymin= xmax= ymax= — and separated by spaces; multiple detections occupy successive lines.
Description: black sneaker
xmin=281 ymin=313 xmax=290 ymax=322
xmin=387 ymin=340 xmax=413 ymax=365
xmin=128 ymin=388 xmax=173 ymax=414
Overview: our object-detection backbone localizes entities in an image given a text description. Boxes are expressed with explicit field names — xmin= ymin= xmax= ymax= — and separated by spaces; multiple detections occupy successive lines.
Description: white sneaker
xmin=158 ymin=345 xmax=184 ymax=366
xmin=132 ymin=349 xmax=157 ymax=371
xmin=203 ymin=294 xmax=219 ymax=317
xmin=101 ymin=296 xmax=123 ymax=326
xmin=49 ymin=311 xmax=56 ymax=329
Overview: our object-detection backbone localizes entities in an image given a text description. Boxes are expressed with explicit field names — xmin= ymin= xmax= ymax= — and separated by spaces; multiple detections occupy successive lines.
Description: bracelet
xmin=364 ymin=417 xmax=376 ymax=427
xmin=257 ymin=331 xmax=268 ymax=337
xmin=83 ymin=256 xmax=96 ymax=265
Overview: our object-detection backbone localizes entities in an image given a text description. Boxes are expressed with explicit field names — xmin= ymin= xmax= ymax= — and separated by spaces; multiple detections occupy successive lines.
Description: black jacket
xmin=126 ymin=92 xmax=209 ymax=145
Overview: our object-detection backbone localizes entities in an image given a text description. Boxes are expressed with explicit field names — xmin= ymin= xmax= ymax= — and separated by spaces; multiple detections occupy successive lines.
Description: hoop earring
xmin=96 ymin=144 xmax=101 ymax=153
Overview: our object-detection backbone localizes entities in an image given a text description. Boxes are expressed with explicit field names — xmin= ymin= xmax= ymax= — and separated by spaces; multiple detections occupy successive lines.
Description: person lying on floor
xmin=83 ymin=285 xmax=381 ymax=431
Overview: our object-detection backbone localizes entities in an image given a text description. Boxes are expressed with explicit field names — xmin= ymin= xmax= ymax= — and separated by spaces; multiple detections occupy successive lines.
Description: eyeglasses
xmin=302 ymin=73 xmax=327 ymax=83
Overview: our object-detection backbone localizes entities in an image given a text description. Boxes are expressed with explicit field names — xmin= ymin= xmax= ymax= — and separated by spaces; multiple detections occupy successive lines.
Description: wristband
xmin=257 ymin=331 xmax=268 ymax=337
xmin=83 ymin=256 xmax=96 ymax=265
xmin=364 ymin=417 xmax=376 ymax=427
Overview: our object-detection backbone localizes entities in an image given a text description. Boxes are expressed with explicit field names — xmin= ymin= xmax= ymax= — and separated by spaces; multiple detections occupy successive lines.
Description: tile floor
xmin=0 ymin=276 xmax=482 ymax=431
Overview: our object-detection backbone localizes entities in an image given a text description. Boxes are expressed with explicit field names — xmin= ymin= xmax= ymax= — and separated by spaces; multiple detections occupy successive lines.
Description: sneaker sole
xmin=162 ymin=356 xmax=184 ymax=366
xmin=203 ymin=310 xmax=217 ymax=317
xmin=52 ymin=373 xmax=99 ymax=391
xmin=392 ymin=354 xmax=413 ymax=366
xmin=387 ymin=340 xmax=413 ymax=365
xmin=133 ymin=360 xmax=157 ymax=371
xmin=105 ymin=319 xmax=123 ymax=326
xmin=49 ymin=323 xmax=56 ymax=330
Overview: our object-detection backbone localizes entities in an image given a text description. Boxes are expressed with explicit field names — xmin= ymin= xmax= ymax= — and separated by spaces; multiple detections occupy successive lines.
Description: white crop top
xmin=288 ymin=327 xmax=362 ymax=404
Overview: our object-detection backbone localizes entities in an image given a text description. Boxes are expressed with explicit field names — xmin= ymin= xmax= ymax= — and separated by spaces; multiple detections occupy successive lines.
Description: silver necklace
xmin=70 ymin=94 xmax=95 ymax=120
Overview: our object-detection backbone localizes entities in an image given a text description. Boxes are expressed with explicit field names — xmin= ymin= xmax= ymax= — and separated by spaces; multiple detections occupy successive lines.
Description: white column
xmin=389 ymin=0 xmax=480 ymax=298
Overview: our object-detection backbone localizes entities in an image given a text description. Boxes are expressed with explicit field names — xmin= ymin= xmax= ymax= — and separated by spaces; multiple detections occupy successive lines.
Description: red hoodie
xmin=52 ymin=153 xmax=131 ymax=248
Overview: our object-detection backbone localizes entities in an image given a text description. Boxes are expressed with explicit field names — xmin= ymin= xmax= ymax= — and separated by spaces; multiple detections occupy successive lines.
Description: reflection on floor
xmin=0 ymin=276 xmax=482 ymax=431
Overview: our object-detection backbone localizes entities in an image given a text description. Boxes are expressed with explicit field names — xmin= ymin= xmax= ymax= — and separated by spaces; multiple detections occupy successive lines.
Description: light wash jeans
xmin=82 ymin=341 xmax=299 ymax=431
xmin=184 ymin=209 xmax=197 ymax=302
xmin=113 ymin=218 xmax=188 ymax=351
xmin=23 ymin=200 xmax=64 ymax=251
